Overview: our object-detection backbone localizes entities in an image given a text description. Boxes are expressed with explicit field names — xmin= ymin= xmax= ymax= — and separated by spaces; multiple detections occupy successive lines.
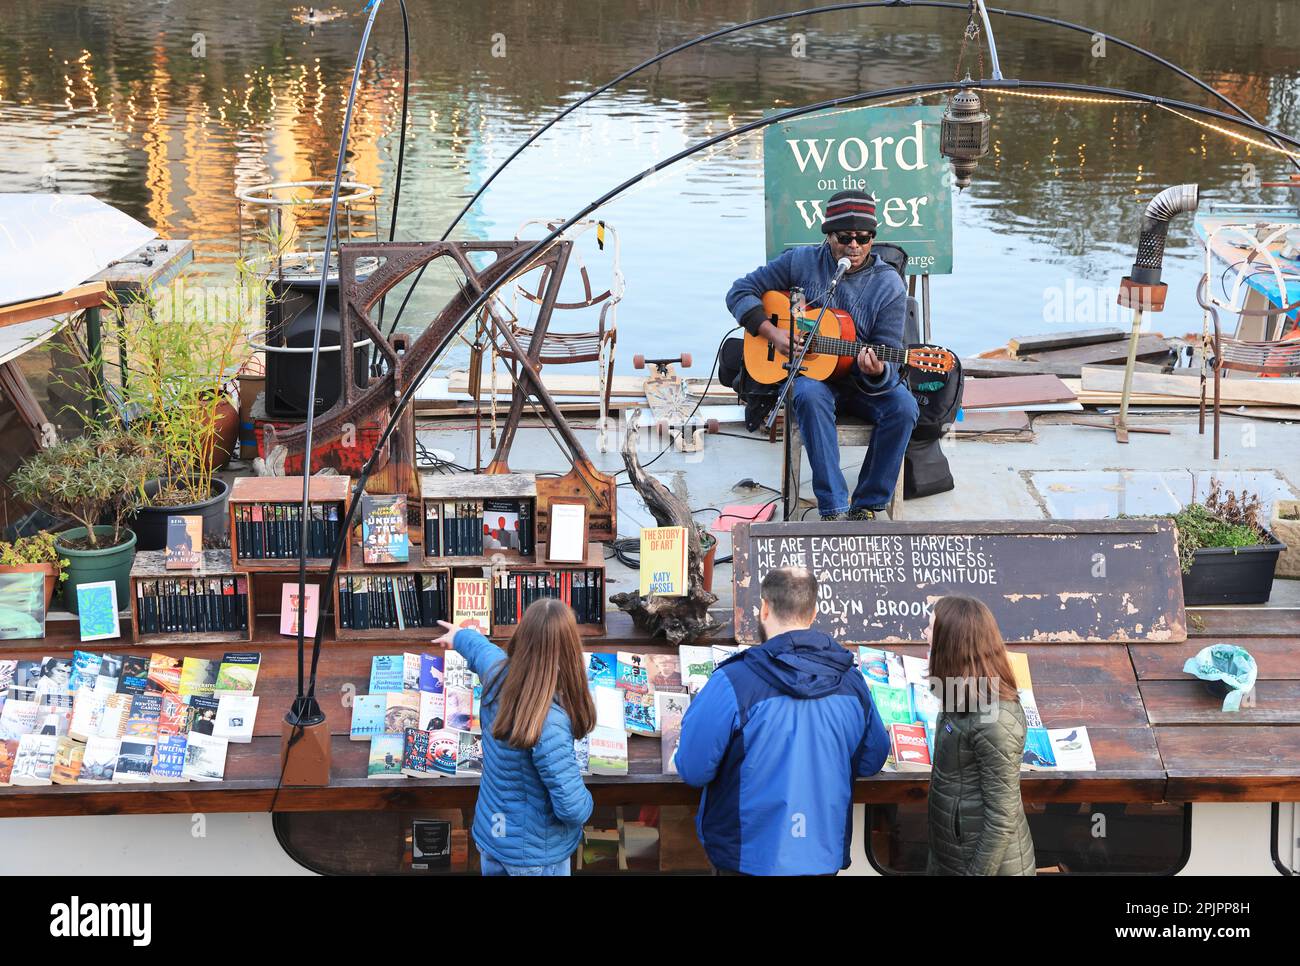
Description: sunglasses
xmin=834 ymin=232 xmax=875 ymax=245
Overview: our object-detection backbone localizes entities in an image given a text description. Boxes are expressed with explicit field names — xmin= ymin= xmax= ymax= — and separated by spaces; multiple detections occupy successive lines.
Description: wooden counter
xmin=1 ymin=607 xmax=1295 ymax=816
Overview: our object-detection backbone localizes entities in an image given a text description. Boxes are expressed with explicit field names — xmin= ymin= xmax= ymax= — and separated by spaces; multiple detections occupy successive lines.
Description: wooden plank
xmin=420 ymin=472 xmax=536 ymax=499
xmin=1157 ymin=725 xmax=1300 ymax=801
xmin=1186 ymin=608 xmax=1300 ymax=638
xmin=1027 ymin=334 xmax=1170 ymax=367
xmin=85 ymin=239 xmax=194 ymax=292
xmin=962 ymin=374 xmax=1077 ymax=409
xmin=1081 ymin=367 xmax=1300 ymax=406
xmin=0 ymin=282 xmax=108 ymax=329
xmin=732 ymin=519 xmax=1186 ymax=645
xmin=1140 ymin=679 xmax=1300 ymax=725
xmin=1010 ymin=327 xmax=1126 ymax=356
xmin=961 ymin=356 xmax=1164 ymax=379
xmin=1131 ymin=638 xmax=1300 ymax=679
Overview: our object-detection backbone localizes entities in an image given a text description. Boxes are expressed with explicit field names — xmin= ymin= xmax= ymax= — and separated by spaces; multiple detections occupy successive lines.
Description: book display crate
xmin=419 ymin=472 xmax=537 ymax=564
xmin=228 ymin=475 xmax=351 ymax=571
xmin=490 ymin=542 xmax=607 ymax=640
xmin=333 ymin=564 xmax=454 ymax=642
xmin=129 ymin=550 xmax=252 ymax=645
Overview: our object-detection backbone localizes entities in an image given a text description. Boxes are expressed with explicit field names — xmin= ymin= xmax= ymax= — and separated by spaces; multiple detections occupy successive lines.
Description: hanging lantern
xmin=941 ymin=78 xmax=991 ymax=190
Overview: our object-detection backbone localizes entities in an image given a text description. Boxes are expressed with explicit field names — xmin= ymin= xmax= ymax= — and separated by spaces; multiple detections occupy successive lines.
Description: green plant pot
xmin=56 ymin=526 xmax=136 ymax=616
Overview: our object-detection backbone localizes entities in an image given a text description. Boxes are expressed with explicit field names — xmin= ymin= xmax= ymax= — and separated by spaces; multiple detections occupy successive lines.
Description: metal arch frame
xmin=294 ymin=76 xmax=1300 ymax=706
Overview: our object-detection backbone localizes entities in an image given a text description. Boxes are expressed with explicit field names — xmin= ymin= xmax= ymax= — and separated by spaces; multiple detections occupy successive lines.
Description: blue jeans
xmin=480 ymin=854 xmax=571 ymax=876
xmin=790 ymin=376 xmax=919 ymax=515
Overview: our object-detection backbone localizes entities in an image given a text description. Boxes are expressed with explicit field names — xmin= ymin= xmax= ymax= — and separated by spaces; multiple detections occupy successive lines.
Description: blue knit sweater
xmin=726 ymin=242 xmax=908 ymax=394
xmin=453 ymin=629 xmax=593 ymax=866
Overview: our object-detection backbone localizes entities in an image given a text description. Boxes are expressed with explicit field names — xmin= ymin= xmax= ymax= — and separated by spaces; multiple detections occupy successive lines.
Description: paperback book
xmin=361 ymin=493 xmax=409 ymax=564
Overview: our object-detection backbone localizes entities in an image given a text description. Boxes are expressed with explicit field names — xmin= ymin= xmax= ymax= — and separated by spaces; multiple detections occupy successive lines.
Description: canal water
xmin=1 ymin=0 xmax=1297 ymax=366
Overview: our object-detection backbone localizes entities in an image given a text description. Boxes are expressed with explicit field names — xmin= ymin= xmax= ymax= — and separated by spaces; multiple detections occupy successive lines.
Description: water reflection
xmin=1 ymin=0 xmax=1298 ymax=361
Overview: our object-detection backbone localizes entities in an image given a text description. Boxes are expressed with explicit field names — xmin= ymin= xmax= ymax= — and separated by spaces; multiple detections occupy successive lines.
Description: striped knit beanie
xmin=820 ymin=189 xmax=878 ymax=234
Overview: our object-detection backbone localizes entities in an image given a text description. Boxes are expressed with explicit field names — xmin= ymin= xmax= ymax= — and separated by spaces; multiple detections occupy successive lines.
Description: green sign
xmin=764 ymin=105 xmax=953 ymax=275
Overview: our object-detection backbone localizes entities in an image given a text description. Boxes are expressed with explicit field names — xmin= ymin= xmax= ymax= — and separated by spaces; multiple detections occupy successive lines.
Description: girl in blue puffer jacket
xmin=434 ymin=597 xmax=596 ymax=876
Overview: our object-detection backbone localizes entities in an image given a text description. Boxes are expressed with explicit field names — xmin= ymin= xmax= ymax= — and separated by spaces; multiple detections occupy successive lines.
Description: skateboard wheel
xmin=680 ymin=353 xmax=692 ymax=368
xmin=633 ymin=354 xmax=646 ymax=369
xmin=706 ymin=419 xmax=720 ymax=433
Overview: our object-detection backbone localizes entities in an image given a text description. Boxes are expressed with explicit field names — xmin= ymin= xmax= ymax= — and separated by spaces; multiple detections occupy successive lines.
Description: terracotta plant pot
xmin=700 ymin=535 xmax=718 ymax=594
xmin=0 ymin=562 xmax=59 ymax=612
xmin=205 ymin=396 xmax=241 ymax=472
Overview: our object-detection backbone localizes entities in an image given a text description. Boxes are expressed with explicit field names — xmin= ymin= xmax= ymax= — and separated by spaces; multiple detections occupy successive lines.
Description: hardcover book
xmin=646 ymin=653 xmax=684 ymax=692
xmin=213 ymin=694 xmax=258 ymax=744
xmin=214 ymin=652 xmax=261 ymax=695
xmin=165 ymin=515 xmax=202 ymax=569
xmin=588 ymin=725 xmax=629 ymax=776
xmin=78 ymin=736 xmax=121 ymax=783
xmin=585 ymin=652 xmax=617 ymax=689
xmin=656 ymin=691 xmax=691 ymax=775
xmin=616 ymin=652 xmax=649 ymax=693
xmin=147 ymin=653 xmax=183 ymax=695
xmin=411 ymin=819 xmax=452 ymax=871
xmin=112 ymin=739 xmax=157 ymax=782
xmin=0 ymin=570 xmax=45 ymax=641
xmin=369 ymin=654 xmax=405 ymax=693
xmin=418 ymin=689 xmax=445 ymax=732
xmin=456 ymin=730 xmax=483 ymax=777
xmin=889 ymin=722 xmax=933 ymax=771
xmin=385 ymin=691 xmax=420 ymax=736
xmin=179 ymin=657 xmax=220 ymax=698
xmin=368 ymin=733 xmax=404 ymax=778
xmin=50 ymin=735 xmax=85 ymax=785
xmin=279 ymin=583 xmax=320 ymax=637
xmin=182 ymin=731 xmax=228 ymax=781
xmin=429 ymin=729 xmax=459 ymax=776
xmin=451 ymin=578 xmax=490 ymax=633
xmin=151 ymin=734 xmax=188 ymax=782
xmin=350 ymin=694 xmax=387 ymax=740
xmin=361 ymin=493 xmax=409 ymax=564
xmin=76 ymin=581 xmax=121 ymax=642
xmin=10 ymin=733 xmax=57 ymax=785
xmin=638 ymin=526 xmax=688 ymax=597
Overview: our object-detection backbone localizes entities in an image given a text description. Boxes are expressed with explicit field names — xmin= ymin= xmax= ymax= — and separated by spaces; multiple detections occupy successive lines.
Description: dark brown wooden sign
xmin=732 ymin=519 xmax=1186 ymax=644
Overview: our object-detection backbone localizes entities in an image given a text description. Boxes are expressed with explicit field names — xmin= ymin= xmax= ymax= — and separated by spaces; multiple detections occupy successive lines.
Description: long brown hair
xmin=488 ymin=597 xmax=596 ymax=749
xmin=927 ymin=596 xmax=1019 ymax=712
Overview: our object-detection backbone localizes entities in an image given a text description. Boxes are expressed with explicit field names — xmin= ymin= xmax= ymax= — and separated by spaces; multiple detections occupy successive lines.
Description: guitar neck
xmin=806 ymin=333 xmax=908 ymax=365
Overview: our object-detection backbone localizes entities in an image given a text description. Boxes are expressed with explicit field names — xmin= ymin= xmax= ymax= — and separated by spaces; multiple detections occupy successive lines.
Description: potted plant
xmin=0 ymin=532 xmax=69 ymax=611
xmin=9 ymin=430 xmax=160 ymax=613
xmin=64 ymin=275 xmax=261 ymax=550
xmin=1169 ymin=484 xmax=1286 ymax=606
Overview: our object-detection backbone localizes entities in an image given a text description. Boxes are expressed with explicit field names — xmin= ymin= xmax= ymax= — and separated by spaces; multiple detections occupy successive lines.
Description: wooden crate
xmin=420 ymin=471 xmax=537 ymax=563
xmin=332 ymin=565 xmax=453 ymax=641
xmin=129 ymin=550 xmax=252 ymax=645
xmin=228 ymin=475 xmax=351 ymax=570
xmin=490 ymin=542 xmax=606 ymax=639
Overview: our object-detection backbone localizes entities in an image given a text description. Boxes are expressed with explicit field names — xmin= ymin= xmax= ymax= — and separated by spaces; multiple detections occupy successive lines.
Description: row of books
xmin=135 ymin=577 xmax=249 ymax=636
xmin=859 ymin=646 xmax=1097 ymax=772
xmin=353 ymin=652 xmax=483 ymax=777
xmin=233 ymin=501 xmax=343 ymax=560
xmin=424 ymin=498 xmax=534 ymax=558
xmin=338 ymin=574 xmax=449 ymax=631
xmin=0 ymin=651 xmax=261 ymax=786
xmin=492 ymin=569 xmax=604 ymax=626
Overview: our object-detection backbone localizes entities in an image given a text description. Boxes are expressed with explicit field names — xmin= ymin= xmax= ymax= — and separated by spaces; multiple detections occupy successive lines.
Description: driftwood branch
xmin=608 ymin=409 xmax=721 ymax=645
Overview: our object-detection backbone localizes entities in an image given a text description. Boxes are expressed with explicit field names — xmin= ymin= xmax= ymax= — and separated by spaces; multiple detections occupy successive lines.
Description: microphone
xmin=830 ymin=256 xmax=851 ymax=289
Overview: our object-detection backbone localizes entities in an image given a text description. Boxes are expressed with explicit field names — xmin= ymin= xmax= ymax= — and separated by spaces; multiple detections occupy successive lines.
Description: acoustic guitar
xmin=742 ymin=289 xmax=957 ymax=384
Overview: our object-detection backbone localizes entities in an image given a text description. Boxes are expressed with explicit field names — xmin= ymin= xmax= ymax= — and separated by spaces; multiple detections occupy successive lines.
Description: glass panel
xmin=866 ymin=801 xmax=1190 ymax=875
xmin=0 ymin=387 xmax=40 ymax=538
xmin=273 ymin=803 xmax=713 ymax=876
xmin=11 ymin=328 xmax=95 ymax=442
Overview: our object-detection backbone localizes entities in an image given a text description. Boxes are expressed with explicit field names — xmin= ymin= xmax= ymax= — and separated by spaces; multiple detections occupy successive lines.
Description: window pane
xmin=11 ymin=329 xmax=95 ymax=441
xmin=866 ymin=802 xmax=1190 ymax=875
xmin=273 ymin=804 xmax=712 ymax=875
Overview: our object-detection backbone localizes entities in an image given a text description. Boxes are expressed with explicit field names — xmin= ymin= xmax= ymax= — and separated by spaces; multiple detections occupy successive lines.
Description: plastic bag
xmin=1182 ymin=644 xmax=1258 ymax=712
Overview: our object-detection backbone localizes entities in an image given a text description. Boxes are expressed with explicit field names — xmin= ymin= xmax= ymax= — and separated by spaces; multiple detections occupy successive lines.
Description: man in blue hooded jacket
xmin=676 ymin=567 xmax=890 ymax=875
xmin=726 ymin=189 xmax=919 ymax=521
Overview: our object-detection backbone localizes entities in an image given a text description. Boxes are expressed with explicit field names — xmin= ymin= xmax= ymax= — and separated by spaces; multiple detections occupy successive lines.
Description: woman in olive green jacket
xmin=924 ymin=596 xmax=1036 ymax=876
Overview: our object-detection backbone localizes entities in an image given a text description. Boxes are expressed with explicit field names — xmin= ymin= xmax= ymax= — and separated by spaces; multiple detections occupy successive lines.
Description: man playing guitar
xmin=726 ymin=189 xmax=918 ymax=521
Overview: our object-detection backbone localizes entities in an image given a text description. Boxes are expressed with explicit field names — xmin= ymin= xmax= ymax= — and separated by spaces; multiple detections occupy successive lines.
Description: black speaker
xmin=264 ymin=279 xmax=369 ymax=419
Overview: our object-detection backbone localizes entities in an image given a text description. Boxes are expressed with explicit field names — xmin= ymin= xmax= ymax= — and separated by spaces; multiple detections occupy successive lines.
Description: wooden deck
xmin=0 ymin=606 xmax=1295 ymax=816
